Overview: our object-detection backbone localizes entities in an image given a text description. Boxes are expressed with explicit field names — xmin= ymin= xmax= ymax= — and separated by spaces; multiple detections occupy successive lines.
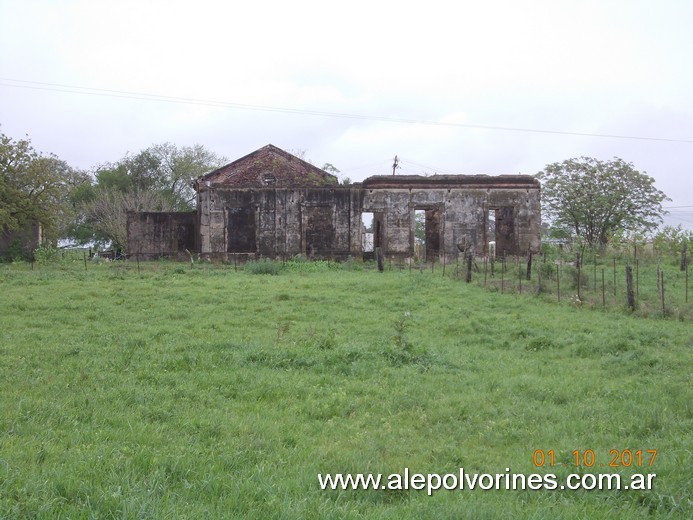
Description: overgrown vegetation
xmin=0 ymin=260 xmax=690 ymax=518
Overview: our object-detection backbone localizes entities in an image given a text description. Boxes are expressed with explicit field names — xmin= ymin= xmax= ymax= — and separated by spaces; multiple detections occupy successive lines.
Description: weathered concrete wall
xmin=126 ymin=211 xmax=196 ymax=259
xmin=197 ymin=187 xmax=363 ymax=260
xmin=133 ymin=173 xmax=540 ymax=261
xmin=195 ymin=174 xmax=539 ymax=261
xmin=362 ymin=175 xmax=541 ymax=259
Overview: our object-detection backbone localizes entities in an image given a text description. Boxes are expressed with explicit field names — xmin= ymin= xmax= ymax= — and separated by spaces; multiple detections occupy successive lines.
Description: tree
xmin=537 ymin=157 xmax=669 ymax=248
xmin=82 ymin=189 xmax=174 ymax=251
xmin=148 ymin=142 xmax=226 ymax=209
xmin=71 ymin=142 xmax=225 ymax=248
xmin=653 ymin=225 xmax=693 ymax=257
xmin=93 ymin=143 xmax=226 ymax=210
xmin=1 ymin=131 xmax=85 ymax=245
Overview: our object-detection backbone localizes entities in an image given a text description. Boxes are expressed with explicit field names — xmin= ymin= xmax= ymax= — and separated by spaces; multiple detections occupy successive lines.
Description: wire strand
xmin=2 ymin=77 xmax=693 ymax=144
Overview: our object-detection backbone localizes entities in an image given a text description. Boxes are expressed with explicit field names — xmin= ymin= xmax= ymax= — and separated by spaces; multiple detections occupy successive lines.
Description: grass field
xmin=0 ymin=259 xmax=691 ymax=518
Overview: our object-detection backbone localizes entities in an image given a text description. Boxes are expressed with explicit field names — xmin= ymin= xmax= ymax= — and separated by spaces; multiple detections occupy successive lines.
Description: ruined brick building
xmin=127 ymin=144 xmax=541 ymax=260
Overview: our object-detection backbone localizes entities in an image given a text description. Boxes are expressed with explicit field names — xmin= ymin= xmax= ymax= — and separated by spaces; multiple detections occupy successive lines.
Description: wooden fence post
xmin=376 ymin=247 xmax=384 ymax=272
xmin=681 ymin=243 xmax=687 ymax=272
xmin=501 ymin=258 xmax=505 ymax=293
xmin=626 ymin=265 xmax=635 ymax=312
xmin=601 ymin=268 xmax=605 ymax=307
xmin=465 ymin=253 xmax=473 ymax=283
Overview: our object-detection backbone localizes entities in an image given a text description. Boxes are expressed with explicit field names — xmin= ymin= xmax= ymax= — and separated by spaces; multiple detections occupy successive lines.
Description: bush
xmin=1 ymin=238 xmax=25 ymax=262
xmin=539 ymin=262 xmax=556 ymax=281
xmin=33 ymin=245 xmax=60 ymax=265
xmin=567 ymin=266 xmax=588 ymax=289
xmin=282 ymin=258 xmax=342 ymax=273
xmin=245 ymin=259 xmax=281 ymax=275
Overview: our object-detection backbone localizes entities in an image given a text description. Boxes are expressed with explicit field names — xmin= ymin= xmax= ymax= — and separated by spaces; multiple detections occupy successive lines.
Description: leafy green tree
xmin=0 ymin=131 xmax=86 ymax=245
xmin=653 ymin=225 xmax=693 ymax=257
xmin=537 ymin=157 xmax=669 ymax=248
xmin=149 ymin=142 xmax=226 ymax=209
xmin=72 ymin=142 xmax=225 ymax=248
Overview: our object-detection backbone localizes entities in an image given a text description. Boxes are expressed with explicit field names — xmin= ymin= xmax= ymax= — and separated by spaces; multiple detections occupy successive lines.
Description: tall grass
xmin=0 ymin=260 xmax=690 ymax=518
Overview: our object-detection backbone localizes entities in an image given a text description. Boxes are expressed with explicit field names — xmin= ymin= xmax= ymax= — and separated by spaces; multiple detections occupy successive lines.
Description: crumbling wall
xmin=197 ymin=187 xmax=363 ymax=260
xmin=362 ymin=175 xmax=541 ymax=259
xmin=133 ymin=174 xmax=540 ymax=262
xmin=126 ymin=211 xmax=196 ymax=259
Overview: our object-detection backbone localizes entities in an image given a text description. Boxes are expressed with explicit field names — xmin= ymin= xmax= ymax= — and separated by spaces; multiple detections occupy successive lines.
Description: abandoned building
xmin=127 ymin=144 xmax=541 ymax=261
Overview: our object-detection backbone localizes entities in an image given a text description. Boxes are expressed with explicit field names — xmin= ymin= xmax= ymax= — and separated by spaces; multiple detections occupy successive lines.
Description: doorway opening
xmin=362 ymin=212 xmax=374 ymax=254
xmin=414 ymin=207 xmax=440 ymax=261
xmin=487 ymin=208 xmax=497 ymax=257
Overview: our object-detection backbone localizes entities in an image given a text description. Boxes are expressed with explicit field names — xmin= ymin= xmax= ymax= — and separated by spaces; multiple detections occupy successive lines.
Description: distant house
xmin=127 ymin=144 xmax=541 ymax=261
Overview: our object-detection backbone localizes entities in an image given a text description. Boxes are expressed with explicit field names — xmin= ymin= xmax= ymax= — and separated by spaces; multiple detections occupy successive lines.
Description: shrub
xmin=245 ymin=259 xmax=281 ymax=275
xmin=282 ymin=258 xmax=342 ymax=273
xmin=567 ymin=266 xmax=588 ymax=289
xmin=1 ymin=238 xmax=25 ymax=262
xmin=539 ymin=262 xmax=556 ymax=281
xmin=34 ymin=245 xmax=60 ymax=265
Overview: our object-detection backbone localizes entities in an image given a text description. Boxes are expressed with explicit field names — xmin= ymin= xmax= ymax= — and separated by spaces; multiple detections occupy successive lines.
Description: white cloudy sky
xmin=1 ymin=0 xmax=692 ymax=228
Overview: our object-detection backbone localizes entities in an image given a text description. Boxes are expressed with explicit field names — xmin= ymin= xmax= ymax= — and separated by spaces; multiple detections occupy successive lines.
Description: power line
xmin=2 ymin=77 xmax=693 ymax=144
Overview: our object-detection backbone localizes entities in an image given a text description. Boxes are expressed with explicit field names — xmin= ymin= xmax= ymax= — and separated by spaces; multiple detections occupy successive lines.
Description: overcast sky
xmin=1 ymin=0 xmax=692 ymax=228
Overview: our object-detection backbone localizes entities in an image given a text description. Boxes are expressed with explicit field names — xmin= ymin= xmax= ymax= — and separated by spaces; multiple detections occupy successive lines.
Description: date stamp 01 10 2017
xmin=532 ymin=449 xmax=658 ymax=469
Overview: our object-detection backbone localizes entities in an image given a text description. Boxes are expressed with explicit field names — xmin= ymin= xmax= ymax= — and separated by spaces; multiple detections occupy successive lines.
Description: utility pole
xmin=392 ymin=155 xmax=399 ymax=175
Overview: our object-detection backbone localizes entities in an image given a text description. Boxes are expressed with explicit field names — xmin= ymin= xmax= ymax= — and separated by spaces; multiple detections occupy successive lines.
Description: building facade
xmin=127 ymin=145 xmax=541 ymax=261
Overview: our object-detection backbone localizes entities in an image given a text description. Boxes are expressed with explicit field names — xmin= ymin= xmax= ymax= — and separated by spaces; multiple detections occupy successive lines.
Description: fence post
xmin=626 ymin=265 xmax=635 ymax=312
xmin=601 ymin=268 xmax=605 ymax=307
xmin=501 ymin=258 xmax=505 ymax=293
xmin=526 ymin=250 xmax=532 ymax=281
xmin=682 ymin=243 xmax=687 ymax=272
xmin=465 ymin=253 xmax=473 ymax=283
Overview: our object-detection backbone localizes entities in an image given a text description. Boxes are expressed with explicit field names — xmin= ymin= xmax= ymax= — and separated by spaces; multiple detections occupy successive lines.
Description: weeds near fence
xmin=4 ymin=244 xmax=691 ymax=320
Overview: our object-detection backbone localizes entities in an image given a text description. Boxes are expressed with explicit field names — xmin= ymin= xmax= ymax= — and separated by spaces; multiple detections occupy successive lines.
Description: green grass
xmin=0 ymin=261 xmax=691 ymax=518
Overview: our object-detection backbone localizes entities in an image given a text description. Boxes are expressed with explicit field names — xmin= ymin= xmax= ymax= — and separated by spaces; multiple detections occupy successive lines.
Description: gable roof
xmin=197 ymin=144 xmax=338 ymax=189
